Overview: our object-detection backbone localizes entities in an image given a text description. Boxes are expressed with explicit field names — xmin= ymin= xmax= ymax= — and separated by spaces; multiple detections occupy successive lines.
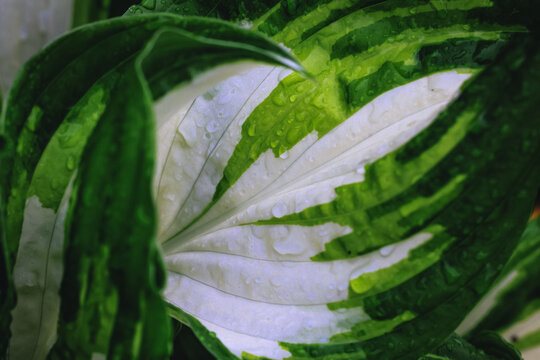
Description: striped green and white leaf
xmin=0 ymin=14 xmax=303 ymax=360
xmin=459 ymin=217 xmax=540 ymax=360
xmin=2 ymin=1 xmax=540 ymax=360
xmin=504 ymin=303 xmax=540 ymax=360
xmin=151 ymin=1 xmax=540 ymax=359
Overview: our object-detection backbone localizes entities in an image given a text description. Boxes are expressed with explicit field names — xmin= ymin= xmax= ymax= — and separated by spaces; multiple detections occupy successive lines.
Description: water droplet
xmin=217 ymin=92 xmax=232 ymax=105
xmin=208 ymin=143 xmax=217 ymax=156
xmin=270 ymin=276 xmax=283 ymax=287
xmin=303 ymin=319 xmax=315 ymax=330
xmin=475 ymin=251 xmax=488 ymax=260
xmin=289 ymin=95 xmax=297 ymax=102
xmin=349 ymin=258 xmax=371 ymax=280
xmin=273 ymin=236 xmax=304 ymax=255
xmin=443 ymin=261 xmax=460 ymax=284
xmin=136 ymin=206 xmax=151 ymax=225
xmin=251 ymin=225 xmax=265 ymax=238
xmin=21 ymin=272 xmax=38 ymax=287
xmin=66 ymin=155 xmax=75 ymax=170
xmin=272 ymin=95 xmax=286 ymax=106
xmin=338 ymin=282 xmax=348 ymax=292
xmin=140 ymin=0 xmax=156 ymax=10
xmin=20 ymin=28 xmax=28 ymax=40
xmin=205 ymin=120 xmax=218 ymax=133
xmin=176 ymin=125 xmax=196 ymax=147
xmin=276 ymin=225 xmax=290 ymax=238
xmin=27 ymin=106 xmax=43 ymax=132
xmin=50 ymin=178 xmax=61 ymax=190
xmin=210 ymin=173 xmax=221 ymax=186
xmin=379 ymin=245 xmax=394 ymax=257
xmin=312 ymin=94 xmax=326 ymax=109
xmin=248 ymin=123 xmax=256 ymax=136
xmin=272 ymin=202 xmax=287 ymax=217
xmin=249 ymin=149 xmax=258 ymax=160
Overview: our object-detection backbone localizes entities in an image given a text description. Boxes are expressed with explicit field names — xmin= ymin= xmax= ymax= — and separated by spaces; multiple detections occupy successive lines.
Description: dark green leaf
xmin=125 ymin=0 xmax=280 ymax=20
xmin=420 ymin=332 xmax=522 ymax=360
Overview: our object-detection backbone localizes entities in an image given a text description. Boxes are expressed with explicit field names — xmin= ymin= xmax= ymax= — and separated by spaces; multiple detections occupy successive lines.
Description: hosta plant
xmin=459 ymin=216 xmax=540 ymax=359
xmin=1 ymin=0 xmax=539 ymax=359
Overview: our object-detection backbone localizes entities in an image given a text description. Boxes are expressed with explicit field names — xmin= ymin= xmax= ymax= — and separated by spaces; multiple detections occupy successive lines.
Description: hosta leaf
xmin=459 ymin=217 xmax=540 ymax=359
xmin=1 ymin=0 xmax=539 ymax=359
xmin=147 ymin=0 xmax=540 ymax=359
xmin=160 ymin=34 xmax=539 ymax=359
xmin=0 ymin=14 xmax=303 ymax=359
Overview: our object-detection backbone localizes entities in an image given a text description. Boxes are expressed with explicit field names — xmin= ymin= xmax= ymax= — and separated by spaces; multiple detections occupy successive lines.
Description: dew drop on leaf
xmin=272 ymin=202 xmax=287 ymax=217
xmin=50 ymin=178 xmax=60 ymax=190
xmin=66 ymin=155 xmax=75 ymax=170
xmin=379 ymin=244 xmax=395 ymax=257
xmin=140 ymin=0 xmax=156 ymax=10
xmin=205 ymin=120 xmax=218 ymax=133
xmin=272 ymin=94 xmax=286 ymax=106
xmin=270 ymin=276 xmax=283 ymax=287
xmin=247 ymin=122 xmax=256 ymax=136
